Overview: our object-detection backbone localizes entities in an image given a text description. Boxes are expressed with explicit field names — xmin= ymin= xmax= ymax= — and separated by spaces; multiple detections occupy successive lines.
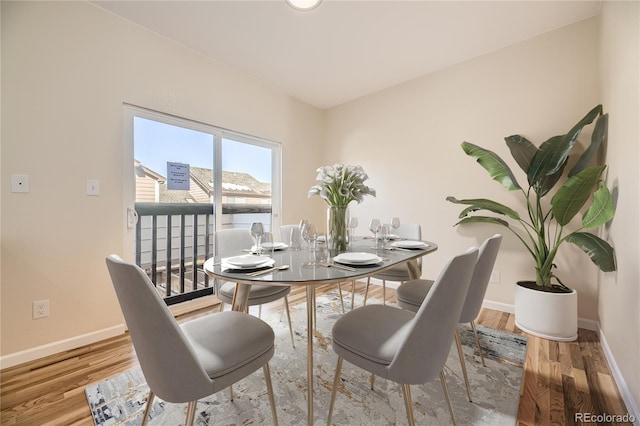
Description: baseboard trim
xmin=0 ymin=297 xmax=221 ymax=371
xmin=0 ymin=324 xmax=126 ymax=370
xmin=577 ymin=318 xmax=598 ymax=331
xmin=482 ymin=299 xmax=515 ymax=314
xmin=599 ymin=328 xmax=640 ymax=425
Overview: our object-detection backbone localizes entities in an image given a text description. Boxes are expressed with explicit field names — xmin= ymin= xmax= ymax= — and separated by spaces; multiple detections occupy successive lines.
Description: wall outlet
xmin=33 ymin=299 xmax=49 ymax=319
xmin=86 ymin=179 xmax=100 ymax=196
xmin=490 ymin=270 xmax=500 ymax=284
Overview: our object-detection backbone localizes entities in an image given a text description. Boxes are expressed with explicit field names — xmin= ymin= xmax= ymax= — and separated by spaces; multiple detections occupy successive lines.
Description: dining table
xmin=203 ymin=236 xmax=438 ymax=425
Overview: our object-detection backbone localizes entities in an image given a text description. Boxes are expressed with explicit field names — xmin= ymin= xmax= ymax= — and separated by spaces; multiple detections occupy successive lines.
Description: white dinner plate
xmin=225 ymin=255 xmax=272 ymax=268
xmin=391 ymin=240 xmax=428 ymax=249
xmin=253 ymin=242 xmax=288 ymax=251
xmin=334 ymin=252 xmax=382 ymax=265
xmin=222 ymin=258 xmax=274 ymax=271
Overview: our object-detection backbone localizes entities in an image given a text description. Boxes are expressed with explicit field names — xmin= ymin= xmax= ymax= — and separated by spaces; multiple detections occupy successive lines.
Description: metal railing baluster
xmin=134 ymin=203 xmax=270 ymax=304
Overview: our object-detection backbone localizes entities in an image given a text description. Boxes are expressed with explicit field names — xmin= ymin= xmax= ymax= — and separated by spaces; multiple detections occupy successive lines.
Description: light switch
xmin=11 ymin=174 xmax=30 ymax=193
xmin=86 ymin=179 xmax=100 ymax=196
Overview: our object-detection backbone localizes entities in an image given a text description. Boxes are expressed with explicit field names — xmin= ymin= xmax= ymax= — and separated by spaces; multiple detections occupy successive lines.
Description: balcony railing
xmin=135 ymin=202 xmax=271 ymax=305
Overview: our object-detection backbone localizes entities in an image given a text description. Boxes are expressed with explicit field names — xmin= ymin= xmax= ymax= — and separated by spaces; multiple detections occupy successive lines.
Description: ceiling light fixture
xmin=286 ymin=0 xmax=322 ymax=12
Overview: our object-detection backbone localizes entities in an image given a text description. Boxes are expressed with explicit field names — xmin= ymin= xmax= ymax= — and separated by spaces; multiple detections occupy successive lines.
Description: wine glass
xmin=369 ymin=219 xmax=381 ymax=248
xmin=348 ymin=216 xmax=359 ymax=246
xmin=261 ymin=232 xmax=275 ymax=258
xmin=299 ymin=219 xmax=310 ymax=249
xmin=390 ymin=217 xmax=400 ymax=239
xmin=302 ymin=222 xmax=317 ymax=249
xmin=302 ymin=223 xmax=318 ymax=264
xmin=250 ymin=222 xmax=264 ymax=254
xmin=380 ymin=223 xmax=390 ymax=247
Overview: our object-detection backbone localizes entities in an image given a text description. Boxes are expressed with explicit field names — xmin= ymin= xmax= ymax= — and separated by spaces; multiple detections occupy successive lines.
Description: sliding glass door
xmin=125 ymin=105 xmax=281 ymax=304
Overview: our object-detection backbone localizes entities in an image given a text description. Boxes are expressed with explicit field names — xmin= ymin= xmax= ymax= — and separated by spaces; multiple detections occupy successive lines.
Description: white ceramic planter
xmin=514 ymin=282 xmax=578 ymax=342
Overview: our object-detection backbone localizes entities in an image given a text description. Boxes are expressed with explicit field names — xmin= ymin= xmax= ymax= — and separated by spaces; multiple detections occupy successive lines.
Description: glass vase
xmin=327 ymin=205 xmax=349 ymax=253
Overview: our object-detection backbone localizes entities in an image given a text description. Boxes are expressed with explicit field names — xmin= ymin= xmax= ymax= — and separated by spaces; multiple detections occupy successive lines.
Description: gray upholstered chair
xmin=215 ymin=228 xmax=294 ymax=347
xmin=364 ymin=223 xmax=422 ymax=305
xmin=396 ymin=234 xmax=502 ymax=402
xmin=327 ymin=248 xmax=479 ymax=426
xmin=105 ymin=255 xmax=278 ymax=426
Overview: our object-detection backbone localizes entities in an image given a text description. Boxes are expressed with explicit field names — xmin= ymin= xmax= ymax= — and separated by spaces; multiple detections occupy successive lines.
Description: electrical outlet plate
xmin=490 ymin=271 xmax=500 ymax=284
xmin=86 ymin=179 xmax=100 ymax=196
xmin=33 ymin=299 xmax=49 ymax=319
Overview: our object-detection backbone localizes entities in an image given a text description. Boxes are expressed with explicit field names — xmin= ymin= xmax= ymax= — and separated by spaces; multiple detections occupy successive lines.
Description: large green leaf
xmin=527 ymin=135 xmax=565 ymax=190
xmin=537 ymin=157 xmax=567 ymax=197
xmin=566 ymin=232 xmax=616 ymax=272
xmin=528 ymin=106 xmax=602 ymax=186
xmin=564 ymin=105 xmax=602 ymax=151
xmin=461 ymin=142 xmax=521 ymax=191
xmin=569 ymin=113 xmax=608 ymax=177
xmin=582 ymin=181 xmax=615 ymax=229
xmin=446 ymin=196 xmax=521 ymax=220
xmin=551 ymin=165 xmax=605 ymax=226
xmin=453 ymin=216 xmax=510 ymax=228
xmin=505 ymin=135 xmax=537 ymax=176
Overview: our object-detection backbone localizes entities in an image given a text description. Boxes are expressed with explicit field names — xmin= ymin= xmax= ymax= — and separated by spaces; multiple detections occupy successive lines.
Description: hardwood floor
xmin=0 ymin=282 xmax=631 ymax=425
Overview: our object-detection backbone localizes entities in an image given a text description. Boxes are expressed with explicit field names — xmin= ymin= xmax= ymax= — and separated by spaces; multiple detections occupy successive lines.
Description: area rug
xmin=85 ymin=291 xmax=527 ymax=425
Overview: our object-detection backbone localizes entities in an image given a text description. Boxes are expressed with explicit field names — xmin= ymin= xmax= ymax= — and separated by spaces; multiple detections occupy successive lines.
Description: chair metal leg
xmin=263 ymin=363 xmax=279 ymax=426
xmin=229 ymin=385 xmax=234 ymax=401
xmin=326 ymin=356 xmax=343 ymax=426
xmin=185 ymin=400 xmax=198 ymax=426
xmin=370 ymin=372 xmax=375 ymax=390
xmin=401 ymin=384 xmax=415 ymax=426
xmin=470 ymin=320 xmax=486 ymax=367
xmin=382 ymin=280 xmax=386 ymax=305
xmin=351 ymin=280 xmax=355 ymax=311
xmin=284 ymin=296 xmax=295 ymax=348
xmin=258 ymin=304 xmax=262 ymax=319
xmin=363 ymin=277 xmax=371 ymax=306
xmin=439 ymin=369 xmax=457 ymax=426
xmin=455 ymin=328 xmax=472 ymax=402
xmin=141 ymin=390 xmax=154 ymax=426
xmin=337 ymin=282 xmax=346 ymax=314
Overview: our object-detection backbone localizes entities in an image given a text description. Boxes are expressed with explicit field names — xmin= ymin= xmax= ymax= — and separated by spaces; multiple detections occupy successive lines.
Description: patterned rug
xmin=85 ymin=291 xmax=527 ymax=425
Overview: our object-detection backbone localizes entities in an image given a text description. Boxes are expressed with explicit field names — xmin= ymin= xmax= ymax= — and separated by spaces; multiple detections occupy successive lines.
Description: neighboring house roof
xmin=158 ymin=186 xmax=197 ymax=203
xmin=134 ymin=161 xmax=271 ymax=202
xmin=221 ymin=170 xmax=271 ymax=198
xmin=135 ymin=160 xmax=165 ymax=181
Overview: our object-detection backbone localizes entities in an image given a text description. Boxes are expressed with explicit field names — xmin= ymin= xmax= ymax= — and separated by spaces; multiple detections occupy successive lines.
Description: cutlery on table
xmin=247 ymin=265 xmax=290 ymax=277
xmin=383 ymin=246 xmax=415 ymax=252
xmin=318 ymin=262 xmax=357 ymax=272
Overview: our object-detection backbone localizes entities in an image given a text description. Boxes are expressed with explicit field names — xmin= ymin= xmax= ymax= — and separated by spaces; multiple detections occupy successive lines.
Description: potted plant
xmin=447 ymin=105 xmax=616 ymax=341
xmin=308 ymin=163 xmax=376 ymax=252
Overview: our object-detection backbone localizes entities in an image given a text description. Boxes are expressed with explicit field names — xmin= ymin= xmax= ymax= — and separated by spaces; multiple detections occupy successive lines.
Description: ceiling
xmin=92 ymin=0 xmax=602 ymax=110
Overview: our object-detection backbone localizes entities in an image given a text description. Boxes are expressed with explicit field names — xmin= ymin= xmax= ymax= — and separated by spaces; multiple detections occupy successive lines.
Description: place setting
xmin=220 ymin=254 xmax=275 ymax=273
xmin=332 ymin=252 xmax=385 ymax=268
xmin=385 ymin=240 xmax=431 ymax=251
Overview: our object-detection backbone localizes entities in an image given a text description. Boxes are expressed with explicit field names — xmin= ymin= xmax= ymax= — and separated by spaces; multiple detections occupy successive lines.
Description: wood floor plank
xmin=0 ymin=284 xmax=631 ymax=425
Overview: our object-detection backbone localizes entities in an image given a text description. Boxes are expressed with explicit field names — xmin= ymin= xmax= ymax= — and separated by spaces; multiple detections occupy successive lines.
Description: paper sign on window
xmin=167 ymin=162 xmax=190 ymax=190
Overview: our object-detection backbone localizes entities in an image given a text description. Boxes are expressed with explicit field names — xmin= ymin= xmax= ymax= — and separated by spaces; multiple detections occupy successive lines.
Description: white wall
xmin=324 ymin=18 xmax=602 ymax=317
xmin=598 ymin=0 xmax=640 ymax=414
xmin=1 ymin=1 xmax=324 ymax=359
